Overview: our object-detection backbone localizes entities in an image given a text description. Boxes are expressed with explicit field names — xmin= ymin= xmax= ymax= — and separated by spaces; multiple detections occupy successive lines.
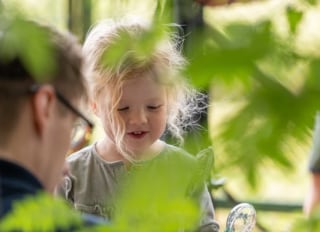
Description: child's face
xmin=117 ymin=75 xmax=168 ymax=155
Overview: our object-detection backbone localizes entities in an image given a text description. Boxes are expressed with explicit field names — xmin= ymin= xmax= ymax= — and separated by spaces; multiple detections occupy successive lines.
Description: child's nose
xmin=129 ymin=109 xmax=147 ymax=125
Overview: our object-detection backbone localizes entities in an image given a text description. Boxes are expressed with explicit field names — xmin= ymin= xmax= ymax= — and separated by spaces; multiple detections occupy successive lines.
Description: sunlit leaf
xmin=306 ymin=0 xmax=318 ymax=6
xmin=0 ymin=193 xmax=83 ymax=231
xmin=286 ymin=5 xmax=303 ymax=35
xmin=0 ymin=13 xmax=55 ymax=82
xmin=100 ymin=22 xmax=166 ymax=72
xmin=291 ymin=207 xmax=320 ymax=232
xmin=185 ymin=19 xmax=273 ymax=89
xmin=100 ymin=152 xmax=201 ymax=232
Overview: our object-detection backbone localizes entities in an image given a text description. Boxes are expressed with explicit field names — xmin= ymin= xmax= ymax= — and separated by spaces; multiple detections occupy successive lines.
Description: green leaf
xmin=286 ymin=5 xmax=303 ymax=34
xmin=0 ymin=193 xmax=83 ymax=231
xmin=306 ymin=0 xmax=318 ymax=6
xmin=0 ymin=14 xmax=55 ymax=82
xmin=105 ymin=154 xmax=201 ymax=231
xmin=185 ymin=20 xmax=273 ymax=89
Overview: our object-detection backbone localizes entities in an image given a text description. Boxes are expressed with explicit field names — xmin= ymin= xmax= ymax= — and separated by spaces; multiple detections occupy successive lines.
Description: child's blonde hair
xmin=83 ymin=17 xmax=205 ymax=162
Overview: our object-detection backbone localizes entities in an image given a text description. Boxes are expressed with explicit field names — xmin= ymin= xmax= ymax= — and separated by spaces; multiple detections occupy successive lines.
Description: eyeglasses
xmin=29 ymin=85 xmax=94 ymax=153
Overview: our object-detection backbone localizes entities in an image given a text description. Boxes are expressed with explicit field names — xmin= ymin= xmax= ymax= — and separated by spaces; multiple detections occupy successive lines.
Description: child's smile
xmin=127 ymin=131 xmax=148 ymax=139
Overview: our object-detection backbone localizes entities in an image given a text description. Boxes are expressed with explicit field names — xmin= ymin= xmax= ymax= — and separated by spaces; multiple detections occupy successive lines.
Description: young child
xmin=57 ymin=17 xmax=219 ymax=231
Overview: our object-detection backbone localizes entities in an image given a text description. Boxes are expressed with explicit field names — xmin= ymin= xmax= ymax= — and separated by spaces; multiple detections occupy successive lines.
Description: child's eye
xmin=118 ymin=107 xmax=129 ymax=111
xmin=147 ymin=105 xmax=162 ymax=110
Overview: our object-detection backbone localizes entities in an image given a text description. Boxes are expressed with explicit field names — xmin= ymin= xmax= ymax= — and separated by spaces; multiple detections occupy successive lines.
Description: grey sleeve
xmin=309 ymin=112 xmax=320 ymax=173
xmin=197 ymin=186 xmax=220 ymax=232
xmin=55 ymin=175 xmax=75 ymax=204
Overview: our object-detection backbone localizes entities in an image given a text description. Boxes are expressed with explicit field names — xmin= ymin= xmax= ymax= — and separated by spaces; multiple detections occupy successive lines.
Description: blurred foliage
xmin=0 ymin=193 xmax=83 ymax=231
xmin=108 ymin=0 xmax=320 ymax=191
xmin=101 ymin=22 xmax=167 ymax=71
xmin=95 ymin=152 xmax=210 ymax=232
xmin=1 ymin=0 xmax=67 ymax=30
xmin=4 ymin=0 xmax=320 ymax=230
xmin=291 ymin=207 xmax=320 ymax=231
xmin=0 ymin=151 xmax=213 ymax=231
xmin=0 ymin=11 xmax=55 ymax=81
xmin=100 ymin=0 xmax=174 ymax=70
xmin=183 ymin=0 xmax=320 ymax=188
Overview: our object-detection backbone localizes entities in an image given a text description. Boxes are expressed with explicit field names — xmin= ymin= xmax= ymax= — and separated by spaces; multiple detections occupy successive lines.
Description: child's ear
xmin=91 ymin=101 xmax=98 ymax=115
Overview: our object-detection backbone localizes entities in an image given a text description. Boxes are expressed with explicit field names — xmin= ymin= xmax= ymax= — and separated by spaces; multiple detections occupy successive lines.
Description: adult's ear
xmin=31 ymin=85 xmax=56 ymax=137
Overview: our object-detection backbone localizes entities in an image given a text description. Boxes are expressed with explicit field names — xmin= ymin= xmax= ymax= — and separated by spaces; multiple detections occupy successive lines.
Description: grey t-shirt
xmin=57 ymin=143 xmax=219 ymax=231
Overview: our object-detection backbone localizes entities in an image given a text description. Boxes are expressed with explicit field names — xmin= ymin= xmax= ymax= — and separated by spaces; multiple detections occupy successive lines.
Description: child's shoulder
xmin=66 ymin=144 xmax=95 ymax=165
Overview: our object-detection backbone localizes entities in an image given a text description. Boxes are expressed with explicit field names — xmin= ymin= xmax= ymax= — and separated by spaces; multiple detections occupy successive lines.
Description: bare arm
xmin=304 ymin=112 xmax=320 ymax=216
xmin=304 ymin=172 xmax=320 ymax=216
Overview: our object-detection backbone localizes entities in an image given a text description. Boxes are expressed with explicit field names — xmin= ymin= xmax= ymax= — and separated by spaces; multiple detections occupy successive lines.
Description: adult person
xmin=0 ymin=17 xmax=103 ymax=230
